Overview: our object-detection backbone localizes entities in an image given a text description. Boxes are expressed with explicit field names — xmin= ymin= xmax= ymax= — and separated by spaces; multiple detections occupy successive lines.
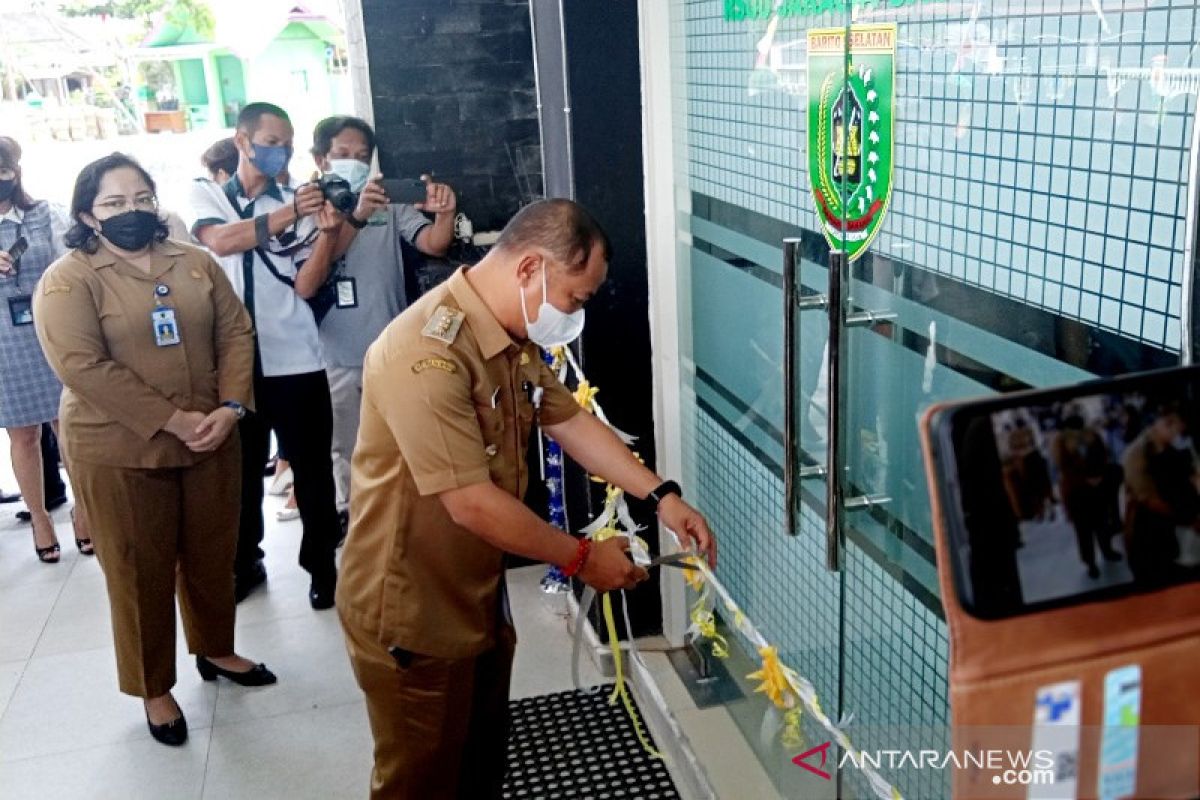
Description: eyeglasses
xmin=93 ymin=196 xmax=158 ymax=214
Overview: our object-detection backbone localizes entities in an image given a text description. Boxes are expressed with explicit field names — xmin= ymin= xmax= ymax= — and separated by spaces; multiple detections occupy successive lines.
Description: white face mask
xmin=328 ymin=158 xmax=370 ymax=193
xmin=520 ymin=261 xmax=586 ymax=348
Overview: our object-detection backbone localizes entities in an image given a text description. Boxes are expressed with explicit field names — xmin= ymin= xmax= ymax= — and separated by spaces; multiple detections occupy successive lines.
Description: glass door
xmin=663 ymin=0 xmax=1194 ymax=797
xmin=812 ymin=2 xmax=1196 ymax=797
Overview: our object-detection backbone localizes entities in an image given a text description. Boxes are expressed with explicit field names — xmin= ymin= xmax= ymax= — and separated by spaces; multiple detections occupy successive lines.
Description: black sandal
xmin=71 ymin=509 xmax=94 ymax=556
xmin=32 ymin=519 xmax=60 ymax=564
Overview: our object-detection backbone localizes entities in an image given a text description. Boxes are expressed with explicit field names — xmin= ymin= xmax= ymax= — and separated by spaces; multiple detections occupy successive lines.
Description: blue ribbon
xmin=541 ymin=348 xmax=571 ymax=593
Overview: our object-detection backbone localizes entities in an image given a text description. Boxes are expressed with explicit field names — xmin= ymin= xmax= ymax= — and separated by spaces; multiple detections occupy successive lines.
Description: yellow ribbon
xmin=680 ymin=555 xmax=706 ymax=592
xmin=746 ymin=645 xmax=793 ymax=709
xmin=689 ymin=601 xmax=730 ymax=659
xmin=592 ymin=525 xmax=620 ymax=542
xmin=573 ymin=380 xmax=599 ymax=412
xmin=601 ymin=591 xmax=663 ymax=759
xmin=781 ymin=707 xmax=804 ymax=748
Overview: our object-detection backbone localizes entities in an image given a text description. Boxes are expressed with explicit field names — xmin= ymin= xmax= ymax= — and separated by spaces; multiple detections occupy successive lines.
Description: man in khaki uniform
xmin=337 ymin=199 xmax=717 ymax=799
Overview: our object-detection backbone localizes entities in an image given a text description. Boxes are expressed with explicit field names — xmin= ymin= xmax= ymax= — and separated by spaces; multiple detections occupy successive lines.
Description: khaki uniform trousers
xmin=68 ymin=438 xmax=241 ymax=698
xmin=341 ymin=614 xmax=516 ymax=800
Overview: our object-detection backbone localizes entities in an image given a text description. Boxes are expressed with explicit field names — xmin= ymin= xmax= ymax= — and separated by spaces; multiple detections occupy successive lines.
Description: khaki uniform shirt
xmin=337 ymin=267 xmax=580 ymax=659
xmin=34 ymin=240 xmax=254 ymax=469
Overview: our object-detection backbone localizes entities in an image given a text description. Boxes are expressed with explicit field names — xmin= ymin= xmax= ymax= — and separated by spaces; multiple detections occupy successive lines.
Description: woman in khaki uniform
xmin=34 ymin=153 xmax=277 ymax=747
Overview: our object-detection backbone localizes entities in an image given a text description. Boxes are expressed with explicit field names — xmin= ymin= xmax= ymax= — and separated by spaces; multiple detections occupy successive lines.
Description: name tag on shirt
xmin=152 ymin=306 xmax=181 ymax=346
xmin=335 ymin=277 xmax=358 ymax=309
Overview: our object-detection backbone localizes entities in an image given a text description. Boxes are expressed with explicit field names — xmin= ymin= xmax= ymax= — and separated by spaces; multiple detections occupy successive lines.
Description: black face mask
xmin=0 ymin=179 xmax=15 ymax=203
xmin=98 ymin=210 xmax=159 ymax=251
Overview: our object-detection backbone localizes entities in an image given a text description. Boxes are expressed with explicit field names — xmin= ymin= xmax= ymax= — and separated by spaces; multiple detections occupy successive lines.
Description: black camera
xmin=316 ymin=173 xmax=357 ymax=214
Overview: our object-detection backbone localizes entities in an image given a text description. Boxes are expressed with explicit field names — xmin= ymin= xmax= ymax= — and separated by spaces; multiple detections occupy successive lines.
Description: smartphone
xmin=379 ymin=178 xmax=427 ymax=205
xmin=926 ymin=365 xmax=1200 ymax=620
xmin=7 ymin=235 xmax=28 ymax=263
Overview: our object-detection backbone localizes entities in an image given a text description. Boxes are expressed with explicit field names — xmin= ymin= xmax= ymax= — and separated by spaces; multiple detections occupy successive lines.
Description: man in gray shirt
xmin=310 ymin=116 xmax=458 ymax=513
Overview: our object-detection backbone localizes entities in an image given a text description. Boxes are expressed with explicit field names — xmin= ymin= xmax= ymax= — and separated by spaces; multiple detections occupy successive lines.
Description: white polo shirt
xmin=188 ymin=176 xmax=324 ymax=377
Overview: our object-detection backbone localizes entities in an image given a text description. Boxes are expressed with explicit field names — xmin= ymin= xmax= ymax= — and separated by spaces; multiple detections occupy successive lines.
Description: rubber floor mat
xmin=504 ymin=686 xmax=682 ymax=800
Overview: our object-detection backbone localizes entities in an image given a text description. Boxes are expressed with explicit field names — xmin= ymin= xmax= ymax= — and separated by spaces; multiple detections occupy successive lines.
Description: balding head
xmin=494 ymin=199 xmax=611 ymax=272
xmin=463 ymin=199 xmax=610 ymax=343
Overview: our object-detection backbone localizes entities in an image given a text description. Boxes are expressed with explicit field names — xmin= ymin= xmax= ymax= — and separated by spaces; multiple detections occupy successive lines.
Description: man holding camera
xmin=189 ymin=102 xmax=345 ymax=609
xmin=308 ymin=115 xmax=457 ymax=515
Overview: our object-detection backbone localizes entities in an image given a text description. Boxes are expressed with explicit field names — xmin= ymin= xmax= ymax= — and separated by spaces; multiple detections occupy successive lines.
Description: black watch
xmin=647 ymin=480 xmax=682 ymax=508
xmin=346 ymin=214 xmax=368 ymax=229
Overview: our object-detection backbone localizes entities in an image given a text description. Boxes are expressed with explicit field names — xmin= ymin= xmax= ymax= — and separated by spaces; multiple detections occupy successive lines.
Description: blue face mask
xmin=250 ymin=142 xmax=291 ymax=179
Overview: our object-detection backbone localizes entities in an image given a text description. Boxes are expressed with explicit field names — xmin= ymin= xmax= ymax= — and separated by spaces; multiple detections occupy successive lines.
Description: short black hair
xmin=495 ymin=199 xmax=611 ymax=271
xmin=64 ymin=153 xmax=169 ymax=254
xmin=201 ymin=137 xmax=239 ymax=180
xmin=0 ymin=136 xmax=36 ymax=211
xmin=236 ymin=102 xmax=291 ymax=136
xmin=311 ymin=115 xmax=377 ymax=159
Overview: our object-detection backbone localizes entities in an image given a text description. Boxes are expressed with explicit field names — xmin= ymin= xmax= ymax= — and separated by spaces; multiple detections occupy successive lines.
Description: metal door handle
xmin=784 ymin=239 xmax=829 ymax=536
xmin=824 ymin=252 xmax=846 ymax=569
xmin=822 ymin=252 xmax=894 ymax=570
xmin=783 ymin=238 xmax=801 ymax=537
xmin=845 ymin=309 xmax=898 ymax=327
xmin=785 ymin=242 xmax=890 ymax=564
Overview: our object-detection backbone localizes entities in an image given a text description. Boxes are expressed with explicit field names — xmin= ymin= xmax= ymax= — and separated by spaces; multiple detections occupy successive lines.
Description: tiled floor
xmin=0 ymin=458 xmax=607 ymax=799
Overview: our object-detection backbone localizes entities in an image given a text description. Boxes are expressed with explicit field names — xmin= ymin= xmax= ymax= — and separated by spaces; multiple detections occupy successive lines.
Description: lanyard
xmin=1 ymin=219 xmax=25 ymax=292
xmin=221 ymin=181 xmax=318 ymax=304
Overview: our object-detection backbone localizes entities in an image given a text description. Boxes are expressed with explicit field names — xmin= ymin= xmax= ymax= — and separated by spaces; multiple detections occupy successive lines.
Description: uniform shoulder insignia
xmin=42 ymin=283 xmax=71 ymax=295
xmin=422 ymin=305 xmax=465 ymax=344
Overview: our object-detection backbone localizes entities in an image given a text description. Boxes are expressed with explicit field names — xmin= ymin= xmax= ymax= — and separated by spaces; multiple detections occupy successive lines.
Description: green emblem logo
xmin=807 ymin=24 xmax=896 ymax=261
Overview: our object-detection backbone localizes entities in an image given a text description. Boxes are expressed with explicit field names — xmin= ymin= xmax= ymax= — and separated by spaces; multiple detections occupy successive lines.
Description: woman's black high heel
xmin=71 ymin=509 xmax=94 ymax=556
xmin=34 ymin=540 xmax=60 ymax=563
xmin=196 ymin=655 xmax=277 ymax=686
xmin=32 ymin=518 xmax=59 ymax=564
xmin=146 ymin=712 xmax=188 ymax=746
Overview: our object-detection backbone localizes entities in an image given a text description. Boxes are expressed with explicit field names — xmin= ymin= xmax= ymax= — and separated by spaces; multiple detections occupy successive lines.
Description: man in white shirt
xmin=190 ymin=102 xmax=345 ymax=610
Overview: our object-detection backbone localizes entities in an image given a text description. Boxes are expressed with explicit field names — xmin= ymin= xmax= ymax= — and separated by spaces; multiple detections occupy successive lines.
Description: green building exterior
xmin=132 ymin=4 xmax=350 ymax=134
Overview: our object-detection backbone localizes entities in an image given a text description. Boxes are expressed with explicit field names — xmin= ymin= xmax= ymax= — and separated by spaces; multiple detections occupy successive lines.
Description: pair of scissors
xmin=646 ymin=551 xmax=698 ymax=570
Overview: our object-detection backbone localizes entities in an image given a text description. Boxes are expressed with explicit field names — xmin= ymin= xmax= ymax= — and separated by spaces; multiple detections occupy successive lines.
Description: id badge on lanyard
xmin=4 ymin=223 xmax=31 ymax=326
xmin=151 ymin=284 xmax=180 ymax=346
xmin=8 ymin=295 xmax=33 ymax=326
xmin=335 ymin=276 xmax=358 ymax=309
